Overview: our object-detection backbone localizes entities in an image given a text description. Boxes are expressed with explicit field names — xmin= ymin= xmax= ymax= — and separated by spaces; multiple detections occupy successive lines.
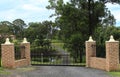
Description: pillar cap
xmin=88 ymin=36 xmax=94 ymax=42
xmin=109 ymin=35 xmax=115 ymax=42
xmin=22 ymin=38 xmax=28 ymax=43
xmin=4 ymin=38 xmax=11 ymax=44
xmin=106 ymin=35 xmax=119 ymax=42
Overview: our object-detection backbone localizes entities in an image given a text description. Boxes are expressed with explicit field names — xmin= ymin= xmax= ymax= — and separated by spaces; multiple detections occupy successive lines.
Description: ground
xmin=0 ymin=66 xmax=112 ymax=77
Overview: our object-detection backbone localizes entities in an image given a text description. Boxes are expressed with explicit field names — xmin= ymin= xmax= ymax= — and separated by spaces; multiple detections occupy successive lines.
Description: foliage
xmin=0 ymin=19 xmax=27 ymax=39
xmin=94 ymin=26 xmax=120 ymax=59
xmin=25 ymin=21 xmax=53 ymax=43
xmin=31 ymin=38 xmax=57 ymax=55
xmin=31 ymin=46 xmax=56 ymax=55
xmin=0 ymin=21 xmax=13 ymax=35
xmin=12 ymin=19 xmax=27 ymax=38
xmin=65 ymin=33 xmax=85 ymax=62
xmin=47 ymin=0 xmax=116 ymax=35
xmin=47 ymin=0 xmax=118 ymax=63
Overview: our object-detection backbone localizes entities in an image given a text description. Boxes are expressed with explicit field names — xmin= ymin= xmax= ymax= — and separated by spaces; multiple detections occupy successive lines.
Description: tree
xmin=66 ymin=33 xmax=84 ymax=62
xmin=47 ymin=0 xmax=117 ymax=63
xmin=88 ymin=0 xmax=119 ymax=35
xmin=12 ymin=19 xmax=27 ymax=38
xmin=25 ymin=21 xmax=53 ymax=44
xmin=94 ymin=25 xmax=120 ymax=60
xmin=100 ymin=0 xmax=120 ymax=4
xmin=42 ymin=21 xmax=53 ymax=39
xmin=0 ymin=21 xmax=14 ymax=36
xmin=47 ymin=0 xmax=116 ymax=35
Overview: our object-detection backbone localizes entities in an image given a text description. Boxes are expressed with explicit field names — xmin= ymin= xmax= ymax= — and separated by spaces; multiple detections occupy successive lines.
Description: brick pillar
xmin=21 ymin=38 xmax=31 ymax=65
xmin=86 ymin=36 xmax=96 ymax=67
xmin=106 ymin=35 xmax=119 ymax=71
xmin=1 ymin=38 xmax=15 ymax=68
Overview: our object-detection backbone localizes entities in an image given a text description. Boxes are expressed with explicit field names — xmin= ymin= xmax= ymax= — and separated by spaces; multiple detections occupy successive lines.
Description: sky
xmin=0 ymin=0 xmax=120 ymax=26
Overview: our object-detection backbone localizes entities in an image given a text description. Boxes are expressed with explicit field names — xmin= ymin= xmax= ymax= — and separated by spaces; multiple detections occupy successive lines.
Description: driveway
xmin=0 ymin=66 xmax=111 ymax=77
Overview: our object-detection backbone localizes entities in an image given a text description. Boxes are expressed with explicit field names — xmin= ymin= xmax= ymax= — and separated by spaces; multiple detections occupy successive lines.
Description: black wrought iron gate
xmin=31 ymin=53 xmax=83 ymax=66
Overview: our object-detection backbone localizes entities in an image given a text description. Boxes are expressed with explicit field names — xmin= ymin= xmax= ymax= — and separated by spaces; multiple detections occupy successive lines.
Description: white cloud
xmin=106 ymin=3 xmax=120 ymax=26
xmin=22 ymin=4 xmax=43 ymax=11
xmin=1 ymin=0 xmax=119 ymax=26
xmin=0 ymin=0 xmax=55 ymax=24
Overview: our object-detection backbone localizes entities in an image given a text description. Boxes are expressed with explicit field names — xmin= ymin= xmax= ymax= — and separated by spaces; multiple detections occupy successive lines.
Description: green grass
xmin=108 ymin=64 xmax=120 ymax=77
xmin=31 ymin=60 xmax=85 ymax=66
xmin=51 ymin=39 xmax=65 ymax=49
xmin=51 ymin=39 xmax=63 ymax=43
xmin=109 ymin=72 xmax=120 ymax=77
xmin=52 ymin=43 xmax=64 ymax=48
xmin=0 ymin=67 xmax=10 ymax=75
xmin=51 ymin=40 xmax=67 ymax=52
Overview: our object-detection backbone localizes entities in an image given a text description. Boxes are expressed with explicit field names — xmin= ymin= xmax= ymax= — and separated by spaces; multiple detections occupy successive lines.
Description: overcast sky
xmin=0 ymin=0 xmax=120 ymax=26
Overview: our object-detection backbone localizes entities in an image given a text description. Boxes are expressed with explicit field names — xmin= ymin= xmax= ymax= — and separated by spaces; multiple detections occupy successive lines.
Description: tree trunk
xmin=88 ymin=0 xmax=92 ymax=35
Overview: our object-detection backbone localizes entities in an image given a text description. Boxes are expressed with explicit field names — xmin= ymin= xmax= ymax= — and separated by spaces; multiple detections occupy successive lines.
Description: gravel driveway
xmin=0 ymin=66 xmax=111 ymax=77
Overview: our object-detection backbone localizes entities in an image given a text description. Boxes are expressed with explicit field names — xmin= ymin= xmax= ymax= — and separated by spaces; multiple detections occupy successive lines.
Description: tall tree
xmin=25 ymin=22 xmax=51 ymax=44
xmin=88 ymin=0 xmax=119 ymax=35
xmin=47 ymin=0 xmax=118 ymax=63
xmin=0 ymin=21 xmax=14 ymax=36
xmin=12 ymin=19 xmax=27 ymax=38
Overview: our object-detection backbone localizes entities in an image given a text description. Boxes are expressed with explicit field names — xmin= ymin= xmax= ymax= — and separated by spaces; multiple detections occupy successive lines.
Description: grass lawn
xmin=31 ymin=60 xmax=86 ymax=66
xmin=108 ymin=64 xmax=120 ymax=77
xmin=0 ymin=67 xmax=10 ymax=75
xmin=51 ymin=39 xmax=67 ymax=52
xmin=109 ymin=72 xmax=120 ymax=77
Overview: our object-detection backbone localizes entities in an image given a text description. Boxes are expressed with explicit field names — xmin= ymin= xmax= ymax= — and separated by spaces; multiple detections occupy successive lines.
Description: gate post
xmin=85 ymin=36 xmax=96 ymax=67
xmin=106 ymin=35 xmax=119 ymax=71
xmin=1 ymin=38 xmax=15 ymax=68
xmin=21 ymin=38 xmax=31 ymax=65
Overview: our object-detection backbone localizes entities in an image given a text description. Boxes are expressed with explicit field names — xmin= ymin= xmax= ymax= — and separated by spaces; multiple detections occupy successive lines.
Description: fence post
xmin=106 ymin=35 xmax=119 ymax=71
xmin=1 ymin=38 xmax=15 ymax=68
xmin=85 ymin=36 xmax=96 ymax=67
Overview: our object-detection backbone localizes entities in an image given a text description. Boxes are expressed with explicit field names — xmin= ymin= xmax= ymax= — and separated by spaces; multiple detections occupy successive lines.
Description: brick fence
xmin=1 ymin=38 xmax=30 ymax=68
xmin=1 ymin=36 xmax=119 ymax=71
xmin=86 ymin=35 xmax=119 ymax=71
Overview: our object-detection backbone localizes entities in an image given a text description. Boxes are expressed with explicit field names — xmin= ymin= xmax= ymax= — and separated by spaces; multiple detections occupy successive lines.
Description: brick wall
xmin=1 ymin=38 xmax=31 ymax=68
xmin=89 ymin=57 xmax=106 ymax=70
xmin=15 ymin=59 xmax=29 ymax=68
xmin=86 ymin=36 xmax=119 ymax=71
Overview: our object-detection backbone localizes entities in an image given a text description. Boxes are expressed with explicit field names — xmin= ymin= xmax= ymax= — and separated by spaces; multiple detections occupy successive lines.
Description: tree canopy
xmin=47 ymin=0 xmax=120 ymax=62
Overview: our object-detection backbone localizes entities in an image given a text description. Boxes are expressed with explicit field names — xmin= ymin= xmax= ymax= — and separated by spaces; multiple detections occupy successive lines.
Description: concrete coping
xmin=22 ymin=38 xmax=28 ymax=43
xmin=109 ymin=35 xmax=115 ymax=42
xmin=86 ymin=36 xmax=95 ymax=42
xmin=15 ymin=59 xmax=27 ymax=62
xmin=106 ymin=35 xmax=119 ymax=42
xmin=4 ymin=38 xmax=12 ymax=44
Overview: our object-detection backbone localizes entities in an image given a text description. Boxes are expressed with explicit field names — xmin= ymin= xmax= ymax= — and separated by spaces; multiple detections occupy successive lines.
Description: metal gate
xmin=31 ymin=53 xmax=83 ymax=66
